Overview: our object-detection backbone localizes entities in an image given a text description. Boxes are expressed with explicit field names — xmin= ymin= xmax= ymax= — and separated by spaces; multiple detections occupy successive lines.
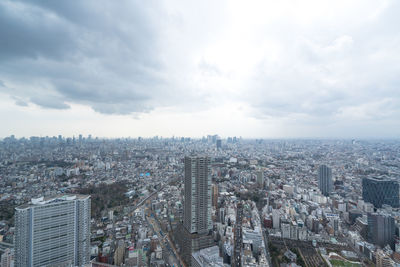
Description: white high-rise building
xmin=183 ymin=156 xmax=212 ymax=234
xmin=14 ymin=195 xmax=91 ymax=267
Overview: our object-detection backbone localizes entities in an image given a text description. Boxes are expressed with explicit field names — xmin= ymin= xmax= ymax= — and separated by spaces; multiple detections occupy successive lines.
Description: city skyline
xmin=1 ymin=135 xmax=400 ymax=266
xmin=1 ymin=0 xmax=400 ymax=138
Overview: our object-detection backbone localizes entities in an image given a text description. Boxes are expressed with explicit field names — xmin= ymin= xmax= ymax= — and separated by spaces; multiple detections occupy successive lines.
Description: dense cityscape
xmin=1 ymin=135 xmax=400 ymax=267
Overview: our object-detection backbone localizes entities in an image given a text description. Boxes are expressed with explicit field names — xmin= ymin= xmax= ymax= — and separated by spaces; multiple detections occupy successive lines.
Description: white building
xmin=14 ymin=195 xmax=91 ymax=267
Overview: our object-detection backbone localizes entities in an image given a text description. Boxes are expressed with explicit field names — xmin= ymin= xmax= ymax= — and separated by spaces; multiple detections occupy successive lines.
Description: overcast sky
xmin=1 ymin=0 xmax=399 ymax=138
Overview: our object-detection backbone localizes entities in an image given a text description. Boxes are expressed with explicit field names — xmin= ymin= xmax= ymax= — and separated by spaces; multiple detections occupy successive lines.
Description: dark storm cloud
xmin=12 ymin=96 xmax=28 ymax=107
xmin=0 ymin=1 xmax=76 ymax=60
xmin=0 ymin=0 xmax=168 ymax=114
xmin=30 ymin=96 xmax=70 ymax=110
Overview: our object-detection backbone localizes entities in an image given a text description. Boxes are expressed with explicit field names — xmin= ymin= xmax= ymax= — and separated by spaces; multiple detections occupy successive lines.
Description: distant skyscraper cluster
xmin=14 ymin=195 xmax=91 ymax=267
xmin=318 ymin=165 xmax=333 ymax=196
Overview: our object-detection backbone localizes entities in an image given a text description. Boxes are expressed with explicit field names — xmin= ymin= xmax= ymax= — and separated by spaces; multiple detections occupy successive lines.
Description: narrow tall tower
xmin=183 ymin=156 xmax=212 ymax=234
xmin=318 ymin=165 xmax=333 ymax=196
xmin=234 ymin=202 xmax=243 ymax=267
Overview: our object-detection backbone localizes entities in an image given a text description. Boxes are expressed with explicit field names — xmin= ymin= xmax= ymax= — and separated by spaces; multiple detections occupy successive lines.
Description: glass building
xmin=367 ymin=212 xmax=395 ymax=249
xmin=318 ymin=165 xmax=333 ymax=197
xmin=362 ymin=177 xmax=399 ymax=208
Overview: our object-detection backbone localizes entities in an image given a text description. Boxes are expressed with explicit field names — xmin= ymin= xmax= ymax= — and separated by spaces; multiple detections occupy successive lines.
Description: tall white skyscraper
xmin=183 ymin=156 xmax=212 ymax=234
xmin=318 ymin=164 xmax=333 ymax=196
xmin=14 ymin=195 xmax=91 ymax=267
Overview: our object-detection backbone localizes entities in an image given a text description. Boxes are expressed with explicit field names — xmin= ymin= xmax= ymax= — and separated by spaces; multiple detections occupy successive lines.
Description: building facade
xmin=14 ymin=195 xmax=91 ymax=267
xmin=318 ymin=165 xmax=333 ymax=196
xmin=256 ymin=171 xmax=264 ymax=187
xmin=183 ymin=156 xmax=212 ymax=234
xmin=178 ymin=156 xmax=214 ymax=266
xmin=367 ymin=212 xmax=395 ymax=249
xmin=0 ymin=248 xmax=14 ymax=267
xmin=362 ymin=177 xmax=399 ymax=208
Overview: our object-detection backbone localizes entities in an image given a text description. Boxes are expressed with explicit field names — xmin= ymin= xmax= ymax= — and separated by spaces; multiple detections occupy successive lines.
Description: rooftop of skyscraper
xmin=16 ymin=194 xmax=90 ymax=209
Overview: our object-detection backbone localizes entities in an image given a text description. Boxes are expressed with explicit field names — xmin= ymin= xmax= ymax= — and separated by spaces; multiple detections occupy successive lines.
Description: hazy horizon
xmin=3 ymin=134 xmax=400 ymax=141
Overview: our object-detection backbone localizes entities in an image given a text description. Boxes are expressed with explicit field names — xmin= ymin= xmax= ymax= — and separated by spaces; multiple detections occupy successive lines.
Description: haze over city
xmin=1 ymin=0 xmax=400 ymax=138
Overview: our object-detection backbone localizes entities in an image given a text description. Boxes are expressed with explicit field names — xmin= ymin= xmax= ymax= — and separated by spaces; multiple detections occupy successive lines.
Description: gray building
xmin=183 ymin=156 xmax=212 ymax=234
xmin=178 ymin=156 xmax=213 ymax=266
xmin=192 ymin=246 xmax=224 ymax=267
xmin=256 ymin=170 xmax=264 ymax=187
xmin=14 ymin=195 xmax=91 ymax=267
xmin=318 ymin=165 xmax=333 ymax=196
xmin=367 ymin=212 xmax=395 ymax=249
xmin=362 ymin=177 xmax=399 ymax=208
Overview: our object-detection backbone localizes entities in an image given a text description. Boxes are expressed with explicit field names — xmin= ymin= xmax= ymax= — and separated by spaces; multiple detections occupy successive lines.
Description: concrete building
xmin=233 ymin=202 xmax=243 ymax=267
xmin=212 ymin=184 xmax=219 ymax=208
xmin=183 ymin=156 xmax=212 ymax=234
xmin=367 ymin=213 xmax=395 ymax=249
xmin=216 ymin=139 xmax=222 ymax=150
xmin=1 ymin=248 xmax=14 ymax=267
xmin=256 ymin=171 xmax=264 ymax=187
xmin=178 ymin=156 xmax=214 ymax=266
xmin=14 ymin=195 xmax=91 ymax=267
xmin=175 ymin=225 xmax=214 ymax=267
xmin=318 ymin=165 xmax=333 ymax=196
xmin=192 ymin=246 xmax=224 ymax=267
xmin=375 ymin=249 xmax=396 ymax=267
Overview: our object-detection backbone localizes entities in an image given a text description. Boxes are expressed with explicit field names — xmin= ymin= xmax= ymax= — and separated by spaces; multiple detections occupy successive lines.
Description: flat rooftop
xmin=16 ymin=194 xmax=90 ymax=210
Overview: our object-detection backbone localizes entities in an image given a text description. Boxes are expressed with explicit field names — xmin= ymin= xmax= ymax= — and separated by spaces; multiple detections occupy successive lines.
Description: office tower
xmin=367 ymin=213 xmax=395 ymax=249
xmin=362 ymin=177 xmax=399 ymax=208
xmin=318 ymin=165 xmax=333 ymax=196
xmin=219 ymin=208 xmax=225 ymax=224
xmin=212 ymin=184 xmax=218 ymax=208
xmin=216 ymin=139 xmax=222 ymax=150
xmin=233 ymin=202 xmax=243 ymax=267
xmin=333 ymin=218 xmax=339 ymax=236
xmin=15 ymin=195 xmax=91 ymax=267
xmin=183 ymin=156 xmax=212 ymax=234
xmin=256 ymin=171 xmax=264 ymax=187
xmin=177 ymin=156 xmax=213 ymax=266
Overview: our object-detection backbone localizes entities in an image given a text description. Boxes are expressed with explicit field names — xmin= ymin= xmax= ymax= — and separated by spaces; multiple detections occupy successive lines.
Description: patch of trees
xmin=78 ymin=182 xmax=132 ymax=218
xmin=268 ymin=243 xmax=305 ymax=267
xmin=236 ymin=191 xmax=264 ymax=204
xmin=37 ymin=160 xmax=72 ymax=168
xmin=0 ymin=201 xmax=15 ymax=223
